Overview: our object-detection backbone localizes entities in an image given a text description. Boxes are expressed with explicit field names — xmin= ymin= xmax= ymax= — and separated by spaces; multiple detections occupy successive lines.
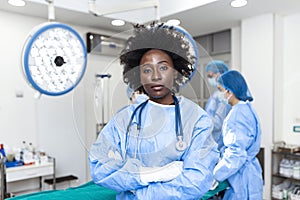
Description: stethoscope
xmin=125 ymin=95 xmax=187 ymax=158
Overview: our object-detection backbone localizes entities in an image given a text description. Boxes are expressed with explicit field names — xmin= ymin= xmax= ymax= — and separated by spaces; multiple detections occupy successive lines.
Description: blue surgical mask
xmin=208 ymin=78 xmax=217 ymax=87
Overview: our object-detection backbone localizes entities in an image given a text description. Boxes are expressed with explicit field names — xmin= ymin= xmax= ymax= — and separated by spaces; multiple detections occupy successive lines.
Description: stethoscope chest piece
xmin=175 ymin=136 xmax=187 ymax=151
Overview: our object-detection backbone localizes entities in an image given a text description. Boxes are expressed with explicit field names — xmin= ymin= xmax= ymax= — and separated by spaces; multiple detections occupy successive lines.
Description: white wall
xmin=0 ymin=9 xmax=129 ymax=192
xmin=0 ymin=11 xmax=44 ymax=149
xmin=239 ymin=13 xmax=300 ymax=200
xmin=241 ymin=14 xmax=275 ymax=200
xmin=230 ymin=26 xmax=241 ymax=71
xmin=282 ymin=13 xmax=300 ymax=144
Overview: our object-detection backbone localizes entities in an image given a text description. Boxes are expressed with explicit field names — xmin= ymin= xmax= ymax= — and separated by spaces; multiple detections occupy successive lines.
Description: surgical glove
xmin=210 ymin=180 xmax=219 ymax=191
xmin=140 ymin=161 xmax=183 ymax=184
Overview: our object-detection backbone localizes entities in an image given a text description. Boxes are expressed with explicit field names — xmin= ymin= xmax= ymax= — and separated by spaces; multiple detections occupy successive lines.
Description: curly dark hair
xmin=120 ymin=22 xmax=197 ymax=93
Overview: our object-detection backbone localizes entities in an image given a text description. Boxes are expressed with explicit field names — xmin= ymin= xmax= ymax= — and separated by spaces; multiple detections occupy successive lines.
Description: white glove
xmin=210 ymin=180 xmax=219 ymax=190
xmin=140 ymin=161 xmax=183 ymax=184
xmin=108 ymin=150 xmax=122 ymax=160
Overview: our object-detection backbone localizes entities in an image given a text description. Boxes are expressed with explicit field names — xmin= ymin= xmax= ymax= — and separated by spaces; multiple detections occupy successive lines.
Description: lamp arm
xmin=88 ymin=0 xmax=159 ymax=16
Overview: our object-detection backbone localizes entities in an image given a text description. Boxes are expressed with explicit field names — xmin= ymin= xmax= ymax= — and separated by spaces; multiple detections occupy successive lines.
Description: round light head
xmin=22 ymin=22 xmax=87 ymax=96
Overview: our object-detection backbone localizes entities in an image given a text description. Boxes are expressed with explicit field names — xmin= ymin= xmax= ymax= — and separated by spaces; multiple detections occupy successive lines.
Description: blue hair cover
xmin=217 ymin=70 xmax=253 ymax=102
xmin=205 ymin=60 xmax=229 ymax=74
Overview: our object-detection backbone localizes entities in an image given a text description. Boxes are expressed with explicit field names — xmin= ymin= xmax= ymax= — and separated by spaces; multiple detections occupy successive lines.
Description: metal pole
xmin=154 ymin=0 xmax=160 ymax=23
xmin=0 ymin=155 xmax=7 ymax=200
xmin=95 ymin=74 xmax=111 ymax=136
xmin=101 ymin=78 xmax=105 ymax=130
xmin=45 ymin=0 xmax=55 ymax=21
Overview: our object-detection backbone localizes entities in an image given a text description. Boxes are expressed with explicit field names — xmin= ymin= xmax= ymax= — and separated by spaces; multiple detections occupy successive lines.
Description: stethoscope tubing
xmin=125 ymin=95 xmax=185 ymax=157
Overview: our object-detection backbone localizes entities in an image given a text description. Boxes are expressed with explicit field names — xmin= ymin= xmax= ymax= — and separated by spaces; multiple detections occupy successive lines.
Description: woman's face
xmin=140 ymin=49 xmax=177 ymax=104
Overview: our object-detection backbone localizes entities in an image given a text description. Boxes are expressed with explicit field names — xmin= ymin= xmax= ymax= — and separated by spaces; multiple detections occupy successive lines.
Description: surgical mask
xmin=208 ymin=78 xmax=217 ymax=87
xmin=216 ymin=90 xmax=223 ymax=101
xmin=222 ymin=91 xmax=232 ymax=104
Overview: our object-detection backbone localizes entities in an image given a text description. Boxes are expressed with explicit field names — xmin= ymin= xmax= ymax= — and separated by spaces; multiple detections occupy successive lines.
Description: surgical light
xmin=8 ymin=0 xmax=25 ymax=7
xmin=22 ymin=22 xmax=87 ymax=96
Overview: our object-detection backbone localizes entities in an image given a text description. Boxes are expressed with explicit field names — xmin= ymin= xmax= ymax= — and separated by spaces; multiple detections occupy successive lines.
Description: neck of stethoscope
xmin=125 ymin=95 xmax=186 ymax=157
xmin=173 ymin=95 xmax=183 ymax=138
xmin=127 ymin=95 xmax=183 ymax=136
xmin=127 ymin=99 xmax=149 ymax=132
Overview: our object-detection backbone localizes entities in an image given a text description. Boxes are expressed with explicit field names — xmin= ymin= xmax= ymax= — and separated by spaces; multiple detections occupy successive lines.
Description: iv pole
xmin=95 ymin=73 xmax=112 ymax=136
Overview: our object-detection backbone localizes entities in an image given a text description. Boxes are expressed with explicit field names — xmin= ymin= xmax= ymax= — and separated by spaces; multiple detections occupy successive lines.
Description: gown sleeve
xmin=89 ymin=112 xmax=148 ymax=192
xmin=205 ymin=92 xmax=231 ymax=133
xmin=213 ymin=106 xmax=254 ymax=182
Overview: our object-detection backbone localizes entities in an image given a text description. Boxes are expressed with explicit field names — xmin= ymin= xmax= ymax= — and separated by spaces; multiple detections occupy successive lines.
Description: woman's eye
xmin=143 ymin=68 xmax=152 ymax=74
xmin=159 ymin=65 xmax=168 ymax=71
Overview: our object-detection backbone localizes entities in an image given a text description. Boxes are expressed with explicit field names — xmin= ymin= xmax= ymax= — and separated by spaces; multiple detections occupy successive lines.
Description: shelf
xmin=272 ymin=151 xmax=300 ymax=200
xmin=6 ymin=162 xmax=54 ymax=182
xmin=272 ymin=150 xmax=300 ymax=157
xmin=272 ymin=173 xmax=300 ymax=181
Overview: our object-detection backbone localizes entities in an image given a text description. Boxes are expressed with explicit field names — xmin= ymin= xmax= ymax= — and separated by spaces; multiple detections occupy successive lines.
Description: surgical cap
xmin=217 ymin=70 xmax=253 ymax=102
xmin=126 ymin=85 xmax=134 ymax=100
xmin=205 ymin=60 xmax=229 ymax=74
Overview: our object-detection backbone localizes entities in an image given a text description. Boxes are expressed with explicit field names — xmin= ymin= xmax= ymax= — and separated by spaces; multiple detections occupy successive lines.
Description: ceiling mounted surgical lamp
xmin=21 ymin=0 xmax=87 ymax=97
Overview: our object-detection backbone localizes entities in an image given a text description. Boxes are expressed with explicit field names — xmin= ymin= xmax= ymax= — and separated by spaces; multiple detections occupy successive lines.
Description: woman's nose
xmin=151 ymin=68 xmax=162 ymax=81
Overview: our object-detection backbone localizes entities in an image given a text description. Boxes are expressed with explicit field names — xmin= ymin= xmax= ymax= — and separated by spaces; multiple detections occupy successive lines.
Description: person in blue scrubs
xmin=205 ymin=60 xmax=231 ymax=149
xmin=213 ymin=70 xmax=263 ymax=200
xmin=89 ymin=23 xmax=219 ymax=200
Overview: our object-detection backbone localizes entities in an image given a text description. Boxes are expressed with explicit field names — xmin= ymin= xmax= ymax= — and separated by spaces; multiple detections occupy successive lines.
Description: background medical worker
xmin=213 ymin=70 xmax=263 ymax=200
xmin=205 ymin=60 xmax=231 ymax=149
xmin=89 ymin=23 xmax=219 ymax=200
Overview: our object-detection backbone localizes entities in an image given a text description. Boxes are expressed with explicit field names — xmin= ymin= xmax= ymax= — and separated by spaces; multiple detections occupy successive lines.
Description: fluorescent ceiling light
xmin=8 ymin=0 xmax=26 ymax=7
xmin=231 ymin=0 xmax=247 ymax=8
xmin=166 ymin=19 xmax=181 ymax=26
xmin=111 ymin=19 xmax=125 ymax=26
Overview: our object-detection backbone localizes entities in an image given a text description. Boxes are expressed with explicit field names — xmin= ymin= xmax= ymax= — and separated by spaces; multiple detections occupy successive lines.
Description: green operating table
xmin=8 ymin=181 xmax=229 ymax=200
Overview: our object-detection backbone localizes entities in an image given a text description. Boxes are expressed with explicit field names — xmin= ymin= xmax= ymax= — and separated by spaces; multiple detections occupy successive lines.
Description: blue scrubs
xmin=205 ymin=91 xmax=231 ymax=149
xmin=213 ymin=101 xmax=263 ymax=200
xmin=89 ymin=96 xmax=219 ymax=200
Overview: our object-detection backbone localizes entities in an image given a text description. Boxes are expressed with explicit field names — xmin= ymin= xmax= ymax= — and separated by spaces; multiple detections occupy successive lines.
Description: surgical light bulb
xmin=22 ymin=22 xmax=87 ymax=96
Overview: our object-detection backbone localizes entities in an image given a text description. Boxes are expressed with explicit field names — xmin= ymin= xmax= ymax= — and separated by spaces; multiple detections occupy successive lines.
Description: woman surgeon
xmin=213 ymin=70 xmax=263 ymax=200
xmin=89 ymin=23 xmax=219 ymax=200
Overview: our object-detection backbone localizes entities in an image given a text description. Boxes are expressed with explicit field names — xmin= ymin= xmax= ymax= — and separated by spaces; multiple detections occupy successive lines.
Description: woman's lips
xmin=151 ymin=85 xmax=164 ymax=90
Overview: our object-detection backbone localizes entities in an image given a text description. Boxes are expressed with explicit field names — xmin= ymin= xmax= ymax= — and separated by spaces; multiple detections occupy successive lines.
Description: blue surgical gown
xmin=205 ymin=91 xmax=231 ymax=149
xmin=89 ymin=96 xmax=219 ymax=200
xmin=213 ymin=101 xmax=263 ymax=200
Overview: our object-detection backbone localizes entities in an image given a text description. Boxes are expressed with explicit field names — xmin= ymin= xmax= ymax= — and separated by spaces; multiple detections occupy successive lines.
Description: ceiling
xmin=1 ymin=0 xmax=300 ymax=36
